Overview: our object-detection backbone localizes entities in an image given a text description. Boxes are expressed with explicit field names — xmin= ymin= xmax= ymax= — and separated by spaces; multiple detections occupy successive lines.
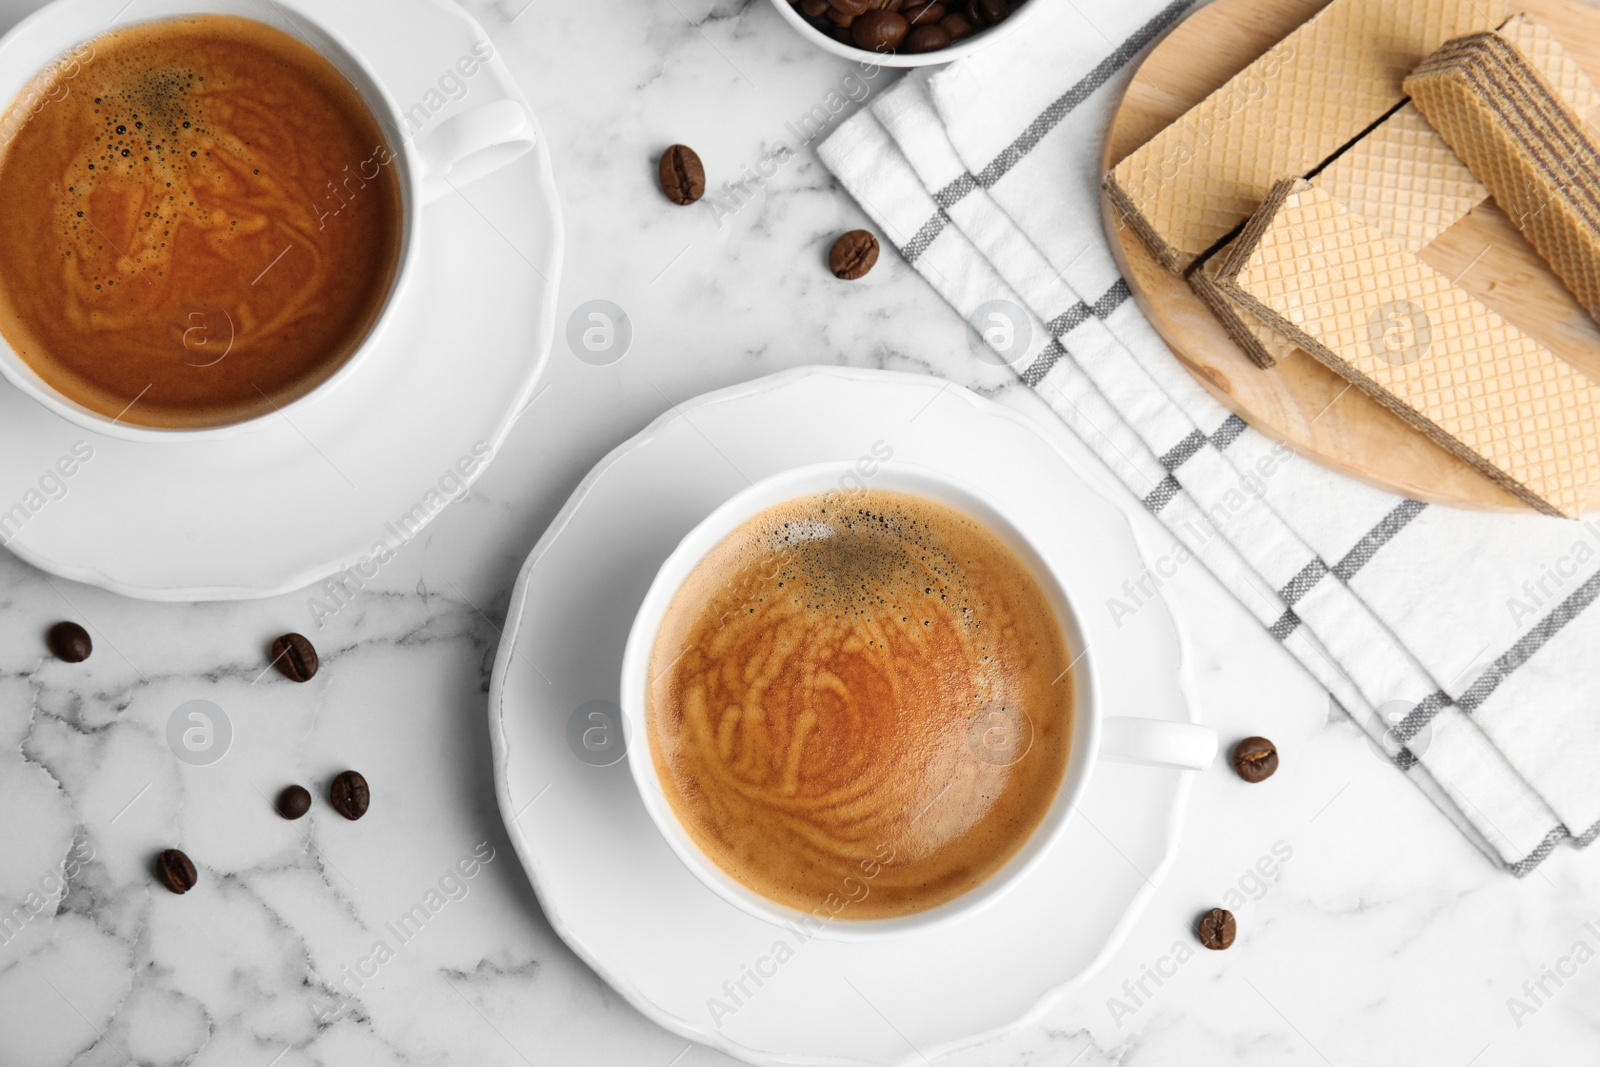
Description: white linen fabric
xmin=818 ymin=0 xmax=1600 ymax=875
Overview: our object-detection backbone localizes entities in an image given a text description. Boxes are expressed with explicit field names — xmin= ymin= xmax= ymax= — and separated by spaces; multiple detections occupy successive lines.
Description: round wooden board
xmin=1103 ymin=0 xmax=1600 ymax=512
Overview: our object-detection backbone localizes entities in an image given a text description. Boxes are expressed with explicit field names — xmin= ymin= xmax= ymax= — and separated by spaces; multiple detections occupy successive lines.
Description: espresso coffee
xmin=648 ymin=489 xmax=1074 ymax=920
xmin=0 ymin=15 xmax=403 ymax=428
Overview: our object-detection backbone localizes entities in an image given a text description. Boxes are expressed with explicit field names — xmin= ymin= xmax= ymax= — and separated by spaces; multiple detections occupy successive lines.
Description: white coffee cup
xmin=0 ymin=0 xmax=537 ymax=441
xmin=620 ymin=461 xmax=1217 ymax=941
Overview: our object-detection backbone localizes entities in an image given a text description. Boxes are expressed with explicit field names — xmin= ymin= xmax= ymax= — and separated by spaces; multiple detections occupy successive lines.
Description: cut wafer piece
xmin=1188 ymin=105 xmax=1485 ymax=369
xmin=1190 ymin=248 xmax=1295 ymax=368
xmin=1216 ymin=179 xmax=1600 ymax=517
xmin=1406 ymin=32 xmax=1600 ymax=321
xmin=1316 ymin=105 xmax=1490 ymax=251
xmin=1104 ymin=0 xmax=1506 ymax=273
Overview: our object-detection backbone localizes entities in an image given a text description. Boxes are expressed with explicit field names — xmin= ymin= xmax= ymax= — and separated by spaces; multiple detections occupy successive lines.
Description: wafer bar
xmin=1105 ymin=0 xmax=1506 ymax=273
xmin=1406 ymin=32 xmax=1600 ymax=321
xmin=1216 ymin=180 xmax=1600 ymax=517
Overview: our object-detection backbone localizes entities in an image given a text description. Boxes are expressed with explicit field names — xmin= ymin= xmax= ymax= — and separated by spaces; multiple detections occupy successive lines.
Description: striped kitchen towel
xmin=817 ymin=0 xmax=1600 ymax=875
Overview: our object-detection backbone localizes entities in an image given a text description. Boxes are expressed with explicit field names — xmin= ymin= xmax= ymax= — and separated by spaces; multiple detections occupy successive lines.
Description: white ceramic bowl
xmin=619 ymin=459 xmax=1216 ymax=941
xmin=765 ymin=0 xmax=1050 ymax=67
xmin=0 ymin=0 xmax=535 ymax=441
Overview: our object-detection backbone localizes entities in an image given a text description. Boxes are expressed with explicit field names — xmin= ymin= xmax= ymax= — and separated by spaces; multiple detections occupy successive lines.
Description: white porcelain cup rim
xmin=620 ymin=460 xmax=1217 ymax=942
xmin=0 ymin=0 xmax=537 ymax=442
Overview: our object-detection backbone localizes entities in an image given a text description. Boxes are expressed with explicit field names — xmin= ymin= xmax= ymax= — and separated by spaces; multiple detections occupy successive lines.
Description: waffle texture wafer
xmin=1217 ymin=180 xmax=1600 ymax=517
xmin=1317 ymin=105 xmax=1489 ymax=251
xmin=1190 ymin=19 xmax=1597 ymax=370
xmin=1496 ymin=15 xmax=1600 ymax=123
xmin=1105 ymin=0 xmax=1506 ymax=273
xmin=1193 ymin=104 xmax=1485 ymax=369
xmin=1406 ymin=31 xmax=1600 ymax=321
xmin=1193 ymin=240 xmax=1298 ymax=368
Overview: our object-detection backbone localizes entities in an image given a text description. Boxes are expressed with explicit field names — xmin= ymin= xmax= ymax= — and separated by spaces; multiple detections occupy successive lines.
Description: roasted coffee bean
xmin=801 ymin=0 xmax=829 ymax=13
xmin=155 ymin=848 xmax=197 ymax=895
xmin=904 ymin=1 xmax=946 ymax=24
xmin=1197 ymin=907 xmax=1236 ymax=950
xmin=276 ymin=784 xmax=312 ymax=820
xmin=329 ymin=770 xmax=370 ymax=820
xmin=829 ymin=230 xmax=880 ymax=279
xmin=47 ymin=621 xmax=92 ymax=663
xmin=851 ymin=9 xmax=908 ymax=50
xmin=905 ymin=24 xmax=951 ymax=51
xmin=940 ymin=11 xmax=976 ymax=39
xmin=271 ymin=633 xmax=318 ymax=682
xmin=658 ymin=144 xmax=705 ymax=206
xmin=1232 ymin=736 xmax=1279 ymax=782
xmin=968 ymin=0 xmax=1009 ymax=24
xmin=829 ymin=0 xmax=871 ymax=14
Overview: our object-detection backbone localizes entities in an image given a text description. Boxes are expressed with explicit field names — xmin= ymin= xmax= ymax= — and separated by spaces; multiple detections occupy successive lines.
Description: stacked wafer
xmin=1406 ymin=31 xmax=1600 ymax=321
xmin=1189 ymin=15 xmax=1599 ymax=368
xmin=1213 ymin=180 xmax=1600 ymax=518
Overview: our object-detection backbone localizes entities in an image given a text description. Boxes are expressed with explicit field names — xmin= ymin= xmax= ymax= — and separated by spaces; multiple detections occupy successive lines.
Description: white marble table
xmin=3 ymin=1 xmax=1599 ymax=1064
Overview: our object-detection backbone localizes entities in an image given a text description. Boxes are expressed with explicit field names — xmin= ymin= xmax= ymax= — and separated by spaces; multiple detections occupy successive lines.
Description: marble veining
xmin=1 ymin=0 xmax=1598 ymax=1064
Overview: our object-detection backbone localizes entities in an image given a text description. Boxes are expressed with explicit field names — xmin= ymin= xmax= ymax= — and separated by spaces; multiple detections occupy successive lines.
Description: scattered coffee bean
xmin=829 ymin=230 xmax=880 ymax=279
xmin=940 ymin=12 xmax=976 ymax=40
xmin=276 ymin=784 xmax=312 ymax=820
xmin=329 ymin=770 xmax=370 ymax=820
xmin=47 ymin=621 xmax=93 ymax=662
xmin=1232 ymin=736 xmax=1279 ymax=783
xmin=788 ymin=0 xmax=1024 ymax=55
xmin=155 ymin=848 xmax=197 ymax=895
xmin=658 ymin=144 xmax=705 ymax=206
xmin=270 ymin=633 xmax=318 ymax=683
xmin=1197 ymin=907 xmax=1236 ymax=950
xmin=905 ymin=24 xmax=952 ymax=52
xmin=851 ymin=10 xmax=909 ymax=51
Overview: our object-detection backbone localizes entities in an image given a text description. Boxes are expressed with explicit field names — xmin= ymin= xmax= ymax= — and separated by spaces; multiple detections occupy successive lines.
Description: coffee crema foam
xmin=648 ymin=489 xmax=1073 ymax=920
xmin=0 ymin=15 xmax=402 ymax=427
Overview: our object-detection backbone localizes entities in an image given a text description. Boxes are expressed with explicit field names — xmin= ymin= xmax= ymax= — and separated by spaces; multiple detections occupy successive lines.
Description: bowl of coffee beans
xmin=771 ymin=0 xmax=1037 ymax=66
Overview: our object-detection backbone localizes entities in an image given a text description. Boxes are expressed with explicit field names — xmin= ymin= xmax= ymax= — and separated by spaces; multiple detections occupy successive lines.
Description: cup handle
xmin=414 ymin=98 xmax=537 ymax=205
xmin=1099 ymin=716 xmax=1217 ymax=770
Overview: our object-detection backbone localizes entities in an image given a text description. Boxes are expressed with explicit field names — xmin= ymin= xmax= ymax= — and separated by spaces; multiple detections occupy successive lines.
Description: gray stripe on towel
xmin=1331 ymin=499 xmax=1428 ymax=582
xmin=1143 ymin=473 xmax=1181 ymax=513
xmin=1269 ymin=609 xmax=1301 ymax=641
xmin=1020 ymin=280 xmax=1132 ymax=386
xmin=973 ymin=0 xmax=1197 ymax=190
xmin=900 ymin=210 xmax=949 ymax=264
xmin=1400 ymin=569 xmax=1600 ymax=744
xmin=1159 ymin=430 xmax=1206 ymax=472
xmin=1509 ymin=826 xmax=1569 ymax=878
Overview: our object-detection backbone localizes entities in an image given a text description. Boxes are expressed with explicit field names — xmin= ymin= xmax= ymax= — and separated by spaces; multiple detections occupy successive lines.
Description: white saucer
xmin=0 ymin=0 xmax=562 ymax=600
xmin=489 ymin=367 xmax=1198 ymax=1067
